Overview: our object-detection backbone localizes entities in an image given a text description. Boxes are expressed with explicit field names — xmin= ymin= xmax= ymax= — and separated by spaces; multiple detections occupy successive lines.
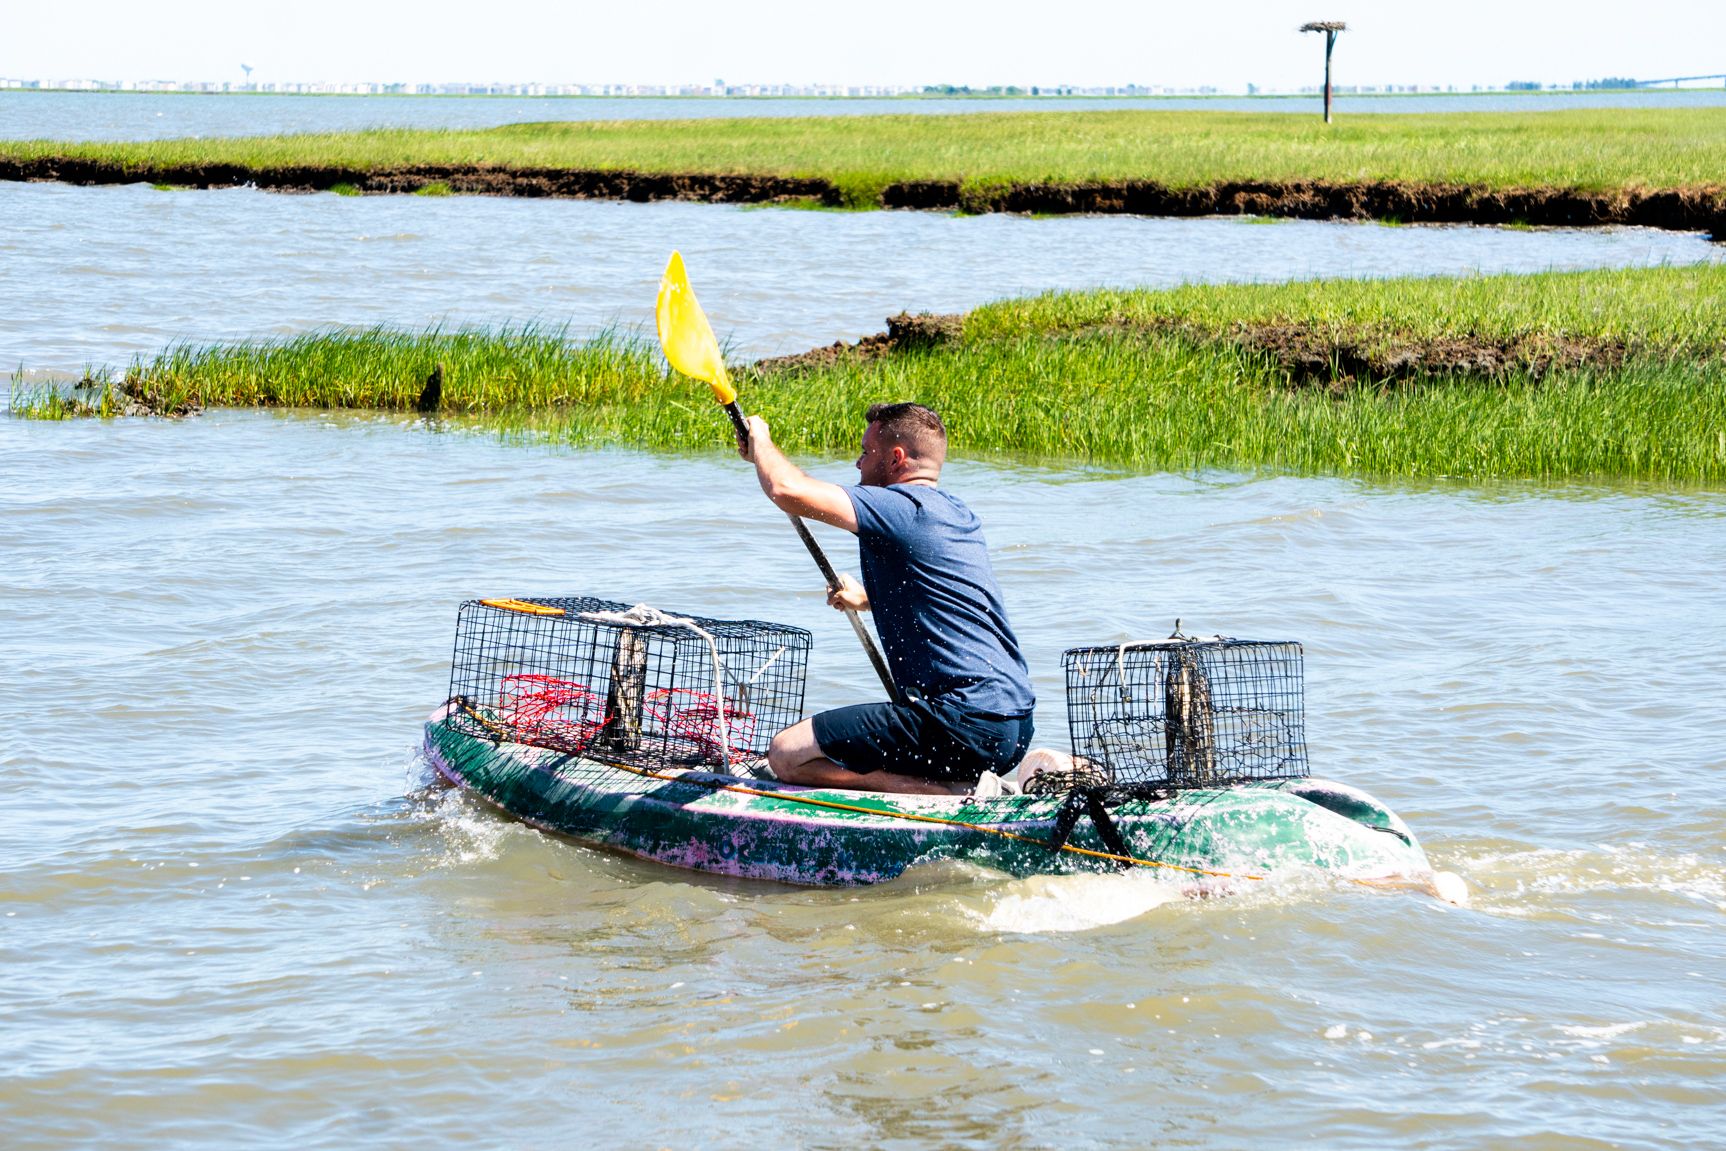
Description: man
xmin=741 ymin=402 xmax=1035 ymax=795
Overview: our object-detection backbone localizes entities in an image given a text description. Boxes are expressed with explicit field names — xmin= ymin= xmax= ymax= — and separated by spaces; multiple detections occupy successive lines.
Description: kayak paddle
xmin=654 ymin=251 xmax=899 ymax=701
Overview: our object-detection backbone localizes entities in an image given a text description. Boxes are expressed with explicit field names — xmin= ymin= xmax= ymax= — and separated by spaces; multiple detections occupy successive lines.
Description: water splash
xmin=400 ymin=784 xmax=526 ymax=868
xmin=971 ymin=871 xmax=1189 ymax=933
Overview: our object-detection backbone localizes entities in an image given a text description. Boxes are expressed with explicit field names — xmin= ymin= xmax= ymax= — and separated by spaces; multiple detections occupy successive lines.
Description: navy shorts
xmin=811 ymin=697 xmax=1035 ymax=784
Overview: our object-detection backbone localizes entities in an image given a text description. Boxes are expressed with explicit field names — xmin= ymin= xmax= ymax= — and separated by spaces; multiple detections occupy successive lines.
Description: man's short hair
xmin=866 ymin=402 xmax=947 ymax=461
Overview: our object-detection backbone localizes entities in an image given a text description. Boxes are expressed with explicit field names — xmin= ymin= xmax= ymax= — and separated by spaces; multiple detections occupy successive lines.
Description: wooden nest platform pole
xmin=1300 ymin=21 xmax=1348 ymax=123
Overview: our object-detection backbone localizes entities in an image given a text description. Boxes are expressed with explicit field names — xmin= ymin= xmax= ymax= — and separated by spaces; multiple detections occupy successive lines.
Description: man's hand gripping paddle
xmin=655 ymin=251 xmax=899 ymax=701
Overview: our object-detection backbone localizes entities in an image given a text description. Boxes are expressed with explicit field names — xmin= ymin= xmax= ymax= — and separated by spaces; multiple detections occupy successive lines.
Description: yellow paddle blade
xmin=655 ymin=251 xmax=735 ymax=406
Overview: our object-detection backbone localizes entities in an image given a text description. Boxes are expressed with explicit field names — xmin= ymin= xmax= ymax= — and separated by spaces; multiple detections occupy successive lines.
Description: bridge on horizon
xmin=1636 ymin=73 xmax=1726 ymax=87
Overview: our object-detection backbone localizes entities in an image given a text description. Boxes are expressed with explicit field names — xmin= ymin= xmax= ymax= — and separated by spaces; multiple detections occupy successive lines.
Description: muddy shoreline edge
xmin=6 ymin=157 xmax=1724 ymax=237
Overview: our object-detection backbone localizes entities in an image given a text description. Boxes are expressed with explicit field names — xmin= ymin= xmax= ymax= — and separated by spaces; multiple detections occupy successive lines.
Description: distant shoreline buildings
xmin=0 ymin=77 xmax=1679 ymax=98
xmin=14 ymin=78 xmax=1212 ymax=97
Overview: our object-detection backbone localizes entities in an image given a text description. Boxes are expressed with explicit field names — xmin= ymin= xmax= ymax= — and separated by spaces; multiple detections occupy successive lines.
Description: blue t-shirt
xmin=844 ymin=483 xmax=1035 ymax=718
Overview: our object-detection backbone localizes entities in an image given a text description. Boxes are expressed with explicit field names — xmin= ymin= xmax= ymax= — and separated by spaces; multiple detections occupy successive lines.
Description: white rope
xmin=1111 ymin=621 xmax=1226 ymax=693
xmin=578 ymin=603 xmax=732 ymax=765
xmin=748 ymin=645 xmax=787 ymax=686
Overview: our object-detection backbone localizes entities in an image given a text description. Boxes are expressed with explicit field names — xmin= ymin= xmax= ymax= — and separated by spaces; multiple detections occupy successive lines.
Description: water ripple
xmin=5 ymin=181 xmax=1722 ymax=377
xmin=3 ymin=409 xmax=1724 ymax=1148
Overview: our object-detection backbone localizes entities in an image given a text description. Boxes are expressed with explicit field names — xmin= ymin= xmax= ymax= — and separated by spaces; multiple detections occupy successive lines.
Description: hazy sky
xmin=4 ymin=1 xmax=1721 ymax=90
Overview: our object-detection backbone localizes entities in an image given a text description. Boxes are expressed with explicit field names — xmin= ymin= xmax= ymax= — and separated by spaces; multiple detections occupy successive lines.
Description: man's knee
xmin=768 ymin=720 xmax=818 ymax=776
xmin=766 ymin=730 xmax=795 ymax=775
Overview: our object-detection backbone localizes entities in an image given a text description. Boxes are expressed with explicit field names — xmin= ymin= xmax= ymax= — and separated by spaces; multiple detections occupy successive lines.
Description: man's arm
xmin=742 ymin=415 xmax=859 ymax=534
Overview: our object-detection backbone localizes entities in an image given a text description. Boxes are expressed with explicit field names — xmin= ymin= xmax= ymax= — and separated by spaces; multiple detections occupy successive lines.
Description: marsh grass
xmin=12 ymin=325 xmax=664 ymax=419
xmin=740 ymin=333 xmax=1726 ymax=482
xmin=967 ymin=264 xmax=1726 ymax=355
xmin=16 ymin=267 xmax=1726 ymax=483
xmin=9 ymin=107 xmax=1726 ymax=205
xmin=10 ymin=370 xmax=129 ymax=419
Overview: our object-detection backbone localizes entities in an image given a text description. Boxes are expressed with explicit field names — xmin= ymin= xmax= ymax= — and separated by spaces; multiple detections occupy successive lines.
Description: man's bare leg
xmin=767 ymin=719 xmax=970 ymax=796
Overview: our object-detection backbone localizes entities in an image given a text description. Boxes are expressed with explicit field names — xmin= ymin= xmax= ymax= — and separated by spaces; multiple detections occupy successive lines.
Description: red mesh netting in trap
xmin=497 ymin=677 xmax=758 ymax=766
xmin=497 ymin=674 xmax=608 ymax=748
xmin=644 ymin=688 xmax=757 ymax=765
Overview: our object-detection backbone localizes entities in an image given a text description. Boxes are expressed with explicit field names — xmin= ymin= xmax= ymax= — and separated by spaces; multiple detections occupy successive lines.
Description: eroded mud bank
xmin=5 ymin=156 xmax=1723 ymax=237
xmin=886 ymin=178 xmax=1726 ymax=236
xmin=0 ymin=157 xmax=835 ymax=205
xmin=750 ymin=312 xmax=1644 ymax=392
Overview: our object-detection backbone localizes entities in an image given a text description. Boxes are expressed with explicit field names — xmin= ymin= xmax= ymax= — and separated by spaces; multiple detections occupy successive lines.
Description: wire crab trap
xmin=1062 ymin=632 xmax=1309 ymax=794
xmin=445 ymin=596 xmax=810 ymax=774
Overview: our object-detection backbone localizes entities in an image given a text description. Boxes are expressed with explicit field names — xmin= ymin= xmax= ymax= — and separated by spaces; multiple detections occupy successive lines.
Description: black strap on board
xmin=1045 ymin=787 xmax=1131 ymax=870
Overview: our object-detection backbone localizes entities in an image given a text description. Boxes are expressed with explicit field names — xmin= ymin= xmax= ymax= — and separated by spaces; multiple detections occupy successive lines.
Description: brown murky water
xmin=3 ymin=410 xmax=1722 ymax=1148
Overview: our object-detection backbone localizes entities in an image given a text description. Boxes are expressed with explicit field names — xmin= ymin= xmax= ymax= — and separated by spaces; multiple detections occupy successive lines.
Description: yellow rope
xmin=453 ymin=701 xmax=1263 ymax=881
xmin=480 ymin=598 xmax=566 ymax=617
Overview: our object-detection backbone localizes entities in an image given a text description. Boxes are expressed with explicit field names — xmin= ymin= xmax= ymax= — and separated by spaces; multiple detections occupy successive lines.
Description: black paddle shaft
xmin=725 ymin=400 xmax=899 ymax=701
xmin=726 ymin=401 xmax=846 ymax=583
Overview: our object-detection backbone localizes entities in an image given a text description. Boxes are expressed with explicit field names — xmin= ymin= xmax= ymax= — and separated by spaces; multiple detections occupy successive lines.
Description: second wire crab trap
xmin=1062 ymin=634 xmax=1310 ymax=793
xmin=446 ymin=596 xmax=811 ymax=773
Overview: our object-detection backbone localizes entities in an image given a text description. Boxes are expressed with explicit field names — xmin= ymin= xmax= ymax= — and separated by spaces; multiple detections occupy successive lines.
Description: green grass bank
xmin=16 ymin=265 xmax=1726 ymax=483
xmin=6 ymin=109 xmax=1726 ymax=228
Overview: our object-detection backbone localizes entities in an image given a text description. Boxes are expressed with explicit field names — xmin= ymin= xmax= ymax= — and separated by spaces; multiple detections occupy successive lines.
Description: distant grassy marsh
xmin=6 ymin=108 xmax=1726 ymax=212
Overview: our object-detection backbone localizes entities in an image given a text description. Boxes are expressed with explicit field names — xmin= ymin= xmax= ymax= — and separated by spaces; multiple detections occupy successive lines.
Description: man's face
xmin=855 ymin=422 xmax=894 ymax=487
